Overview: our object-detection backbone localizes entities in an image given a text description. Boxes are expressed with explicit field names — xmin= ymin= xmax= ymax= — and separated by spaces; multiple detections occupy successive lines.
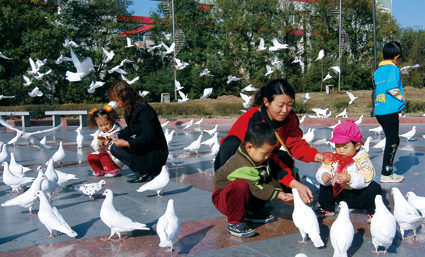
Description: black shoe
xmin=244 ymin=211 xmax=277 ymax=224
xmin=127 ymin=175 xmax=152 ymax=183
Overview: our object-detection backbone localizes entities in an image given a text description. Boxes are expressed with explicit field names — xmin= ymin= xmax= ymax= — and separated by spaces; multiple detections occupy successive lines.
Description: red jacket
xmin=222 ymin=106 xmax=318 ymax=186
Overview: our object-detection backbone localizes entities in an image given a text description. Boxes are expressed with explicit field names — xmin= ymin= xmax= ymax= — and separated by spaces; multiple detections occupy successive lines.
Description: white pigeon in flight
xmin=292 ymin=188 xmax=324 ymax=248
xmin=346 ymin=91 xmax=358 ymax=105
xmin=400 ymin=64 xmax=420 ymax=75
xmin=323 ymin=72 xmax=332 ymax=82
xmin=63 ymin=39 xmax=78 ymax=48
xmin=161 ymin=42 xmax=175 ymax=55
xmin=400 ymin=126 xmax=416 ymax=141
xmin=199 ymin=68 xmax=213 ymax=77
xmin=204 ymin=125 xmax=218 ymax=136
xmin=391 ymin=187 xmax=422 ymax=240
xmin=335 ymin=108 xmax=348 ymax=118
xmin=315 ymin=49 xmax=325 ymax=62
xmin=370 ymin=195 xmax=397 ymax=255
xmin=139 ymin=90 xmax=150 ymax=98
xmin=330 ymin=201 xmax=354 ymax=257
xmin=28 ymin=87 xmax=43 ymax=97
xmin=175 ymin=58 xmax=189 ymax=70
xmin=66 ymin=49 xmax=94 ymax=82
xmin=200 ymin=88 xmax=213 ymax=99
xmin=330 ymin=65 xmax=341 ymax=74
xmin=301 ymin=93 xmax=310 ymax=104
xmin=369 ymin=125 xmax=383 ymax=136
xmin=137 ymin=166 xmax=170 ymax=197
xmin=55 ymin=54 xmax=72 ymax=64
xmin=119 ymin=58 xmax=134 ymax=67
xmin=227 ymin=75 xmax=241 ymax=84
xmin=121 ymin=74 xmax=139 ymax=85
xmin=100 ymin=189 xmax=150 ymax=240
xmin=268 ymin=38 xmax=288 ymax=51
xmin=27 ymin=57 xmax=40 ymax=75
xmin=87 ymin=81 xmax=105 ymax=93
xmin=0 ymin=51 xmax=12 ymax=60
xmin=241 ymin=84 xmax=257 ymax=92
xmin=240 ymin=93 xmax=252 ymax=108
xmin=184 ymin=135 xmax=203 ymax=153
xmin=157 ymin=199 xmax=180 ymax=253
xmin=0 ymin=94 xmax=15 ymax=100
xmin=265 ymin=65 xmax=274 ymax=76
xmin=178 ymin=90 xmax=189 ymax=103
xmin=51 ymin=141 xmax=66 ymax=164
xmin=257 ymin=38 xmax=267 ymax=51
xmin=125 ymin=37 xmax=134 ymax=48
xmin=22 ymin=75 xmax=32 ymax=87
xmin=292 ymin=56 xmax=301 ymax=64
xmin=108 ymin=65 xmax=128 ymax=75
xmin=102 ymin=47 xmax=115 ymax=63
xmin=35 ymin=190 xmax=78 ymax=238
xmin=175 ymin=80 xmax=184 ymax=91
xmin=406 ymin=192 xmax=425 ymax=217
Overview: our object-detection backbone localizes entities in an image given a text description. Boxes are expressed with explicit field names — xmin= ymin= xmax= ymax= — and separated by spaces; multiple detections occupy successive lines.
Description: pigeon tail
xmin=311 ymin=236 xmax=324 ymax=248
xmin=131 ymin=221 xmax=150 ymax=231
xmin=64 ymin=229 xmax=78 ymax=238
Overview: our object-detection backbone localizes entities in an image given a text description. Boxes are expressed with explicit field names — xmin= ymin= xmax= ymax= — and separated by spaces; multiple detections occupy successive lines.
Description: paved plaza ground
xmin=1 ymin=117 xmax=425 ymax=256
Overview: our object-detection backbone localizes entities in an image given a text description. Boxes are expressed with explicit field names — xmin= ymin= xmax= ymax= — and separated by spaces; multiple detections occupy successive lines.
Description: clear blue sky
xmin=128 ymin=0 xmax=425 ymax=30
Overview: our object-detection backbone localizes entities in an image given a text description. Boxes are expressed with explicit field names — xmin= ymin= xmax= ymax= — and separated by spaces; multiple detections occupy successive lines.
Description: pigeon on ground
xmin=161 ymin=42 xmax=175 ymax=55
xmin=370 ymin=195 xmax=396 ymax=254
xmin=346 ymin=92 xmax=358 ymax=105
xmin=292 ymin=188 xmax=324 ymax=248
xmin=194 ymin=118 xmax=204 ymax=126
xmin=204 ymin=125 xmax=218 ymax=136
xmin=157 ymin=199 xmax=180 ymax=252
xmin=354 ymin=114 xmax=363 ymax=126
xmin=406 ymin=192 xmax=425 ymax=217
xmin=137 ymin=166 xmax=170 ymax=197
xmin=102 ymin=47 xmax=115 ymax=63
xmin=35 ymin=190 xmax=77 ymax=238
xmin=100 ymin=189 xmax=149 ymax=240
xmin=241 ymin=84 xmax=257 ymax=92
xmin=73 ymin=180 xmax=106 ymax=200
xmin=45 ymin=159 xmax=58 ymax=183
xmin=200 ymin=88 xmax=213 ymax=99
xmin=9 ymin=152 xmax=31 ymax=176
xmin=1 ymin=167 xmax=44 ymax=215
xmin=184 ymin=135 xmax=203 ymax=154
xmin=392 ymin=187 xmax=422 ymax=240
xmin=240 ymin=93 xmax=252 ymax=108
xmin=41 ymin=173 xmax=61 ymax=202
xmin=210 ymin=138 xmax=220 ymax=156
xmin=302 ymin=128 xmax=315 ymax=144
xmin=299 ymin=115 xmax=306 ymax=124
xmin=182 ymin=119 xmax=194 ymax=130
xmin=201 ymin=132 xmax=218 ymax=148
xmin=369 ymin=125 xmax=383 ymax=136
xmin=330 ymin=201 xmax=354 ymax=257
xmin=161 ymin=121 xmax=170 ymax=129
xmin=0 ymin=143 xmax=8 ymax=162
xmin=335 ymin=108 xmax=348 ymax=118
xmin=315 ymin=49 xmax=325 ymax=62
xmin=165 ymin=130 xmax=175 ymax=146
xmin=400 ymin=126 xmax=416 ymax=141
xmin=312 ymin=108 xmax=329 ymax=119
xmin=301 ymin=93 xmax=310 ymax=104
xmin=329 ymin=120 xmax=341 ymax=130
xmin=76 ymin=126 xmax=84 ymax=149
xmin=364 ymin=136 xmax=372 ymax=153
xmin=199 ymin=68 xmax=213 ymax=77
xmin=2 ymin=162 xmax=34 ymax=195
xmin=257 ymin=38 xmax=267 ymax=51
xmin=372 ymin=138 xmax=386 ymax=152
xmin=51 ymin=141 xmax=66 ymax=164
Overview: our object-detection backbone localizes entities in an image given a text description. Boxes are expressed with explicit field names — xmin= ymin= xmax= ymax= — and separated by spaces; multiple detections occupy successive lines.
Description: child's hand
xmin=277 ymin=191 xmax=294 ymax=205
xmin=336 ymin=174 xmax=351 ymax=184
xmin=322 ymin=173 xmax=332 ymax=183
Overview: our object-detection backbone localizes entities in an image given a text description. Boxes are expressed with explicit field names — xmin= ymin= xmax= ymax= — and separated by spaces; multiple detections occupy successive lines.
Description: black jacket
xmin=118 ymin=103 xmax=168 ymax=175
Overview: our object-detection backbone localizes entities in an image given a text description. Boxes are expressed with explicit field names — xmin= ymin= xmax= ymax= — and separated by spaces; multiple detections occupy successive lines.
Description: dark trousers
xmin=376 ymin=113 xmax=400 ymax=175
xmin=110 ymin=144 xmax=141 ymax=176
xmin=212 ymin=179 xmax=267 ymax=224
xmin=318 ymin=181 xmax=382 ymax=215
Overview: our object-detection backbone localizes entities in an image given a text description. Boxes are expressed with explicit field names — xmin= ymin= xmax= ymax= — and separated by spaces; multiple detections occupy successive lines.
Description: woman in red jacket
xmin=214 ymin=79 xmax=323 ymax=204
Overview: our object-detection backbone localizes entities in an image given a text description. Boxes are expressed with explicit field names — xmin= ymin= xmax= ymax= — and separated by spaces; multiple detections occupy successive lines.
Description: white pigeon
xmin=312 ymin=108 xmax=328 ymax=118
xmin=34 ymin=69 xmax=52 ymax=80
xmin=257 ymin=38 xmax=267 ymax=51
xmin=100 ymin=189 xmax=150 ymax=240
xmin=51 ymin=141 xmax=66 ymax=164
xmin=210 ymin=138 xmax=220 ymax=156
xmin=66 ymin=48 xmax=94 ymax=82
xmin=354 ymin=114 xmax=363 ymax=126
xmin=346 ymin=91 xmax=358 ymax=105
xmin=184 ymin=135 xmax=203 ymax=153
xmin=268 ymin=38 xmax=288 ymax=51
xmin=0 ymin=143 xmax=8 ymax=162
xmin=102 ymin=47 xmax=115 ymax=63
xmin=28 ymin=87 xmax=43 ymax=97
xmin=295 ymin=254 xmax=308 ymax=257
xmin=22 ymin=75 xmax=32 ymax=87
xmin=157 ymin=199 xmax=180 ymax=252
xmin=199 ymin=68 xmax=213 ymax=77
xmin=161 ymin=42 xmax=175 ymax=55
xmin=335 ymin=108 xmax=348 ymax=118
xmin=292 ymin=188 xmax=324 ymax=248
xmin=194 ymin=118 xmax=204 ymax=126
xmin=226 ymin=75 xmax=241 ymax=84
xmin=107 ymin=65 xmax=128 ymax=75
xmin=200 ymin=88 xmax=213 ymax=99
xmin=137 ymin=166 xmax=170 ymax=197
xmin=121 ymin=74 xmax=139 ymax=85
xmin=315 ymin=49 xmax=325 ymax=62
xmin=147 ymin=43 xmax=162 ymax=53
xmin=178 ymin=90 xmax=189 ymax=103
xmin=301 ymin=93 xmax=310 ymax=104
xmin=330 ymin=201 xmax=354 ymax=257
xmin=201 ymin=132 xmax=218 ymax=148
xmin=40 ymin=136 xmax=52 ymax=150
xmin=119 ymin=58 xmax=134 ymax=66
xmin=0 ymin=51 xmax=12 ymax=60
xmin=329 ymin=120 xmax=341 ymax=129
xmin=370 ymin=195 xmax=397 ymax=255
xmin=265 ymin=65 xmax=274 ymax=76
xmin=364 ymin=136 xmax=372 ymax=153
xmin=182 ymin=119 xmax=194 ymax=130
xmin=406 ymin=192 xmax=425 ymax=218
xmin=9 ymin=152 xmax=30 ymax=177
xmin=87 ymin=81 xmax=106 ymax=94
xmin=55 ymin=54 xmax=72 ymax=64
xmin=330 ymin=65 xmax=341 ymax=74
xmin=323 ymin=73 xmax=332 ymax=82
xmin=369 ymin=125 xmax=383 ymax=136
xmin=2 ymin=162 xmax=34 ymax=194
xmin=175 ymin=80 xmax=184 ymax=91
xmin=161 ymin=121 xmax=170 ymax=129
xmin=204 ymin=125 xmax=218 ymax=136
xmin=76 ymin=126 xmax=84 ymax=149
xmin=400 ymin=126 xmax=416 ymax=141
xmin=1 ymin=167 xmax=44 ymax=215
xmin=400 ymin=64 xmax=420 ymax=75
xmin=271 ymin=56 xmax=283 ymax=67
xmin=35 ymin=190 xmax=77 ymax=238
xmin=73 ymin=180 xmax=106 ymax=200
xmin=55 ymin=168 xmax=78 ymax=185
xmin=299 ymin=115 xmax=306 ymax=124
xmin=292 ymin=56 xmax=301 ymax=64
xmin=241 ymin=84 xmax=257 ymax=92
xmin=139 ymin=90 xmax=150 ymax=97
xmin=45 ymin=159 xmax=59 ymax=183
xmin=0 ymin=95 xmax=15 ymax=100
xmin=125 ymin=37 xmax=134 ymax=48
xmin=63 ymin=39 xmax=78 ymax=48
xmin=40 ymin=168 xmax=61 ymax=201
xmin=302 ymin=128 xmax=315 ymax=144
xmin=240 ymin=93 xmax=252 ymax=108
xmin=27 ymin=57 xmax=40 ymax=75
xmin=391 ymin=187 xmax=422 ymax=240
xmin=372 ymin=138 xmax=386 ymax=151
xmin=175 ymin=58 xmax=189 ymax=70
xmin=165 ymin=130 xmax=175 ymax=145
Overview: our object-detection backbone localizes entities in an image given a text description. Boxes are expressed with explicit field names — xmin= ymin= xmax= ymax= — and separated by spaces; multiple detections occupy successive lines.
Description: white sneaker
xmin=380 ymin=173 xmax=404 ymax=183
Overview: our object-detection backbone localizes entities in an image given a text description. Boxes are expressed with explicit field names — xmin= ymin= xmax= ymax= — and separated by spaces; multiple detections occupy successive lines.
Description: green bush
xmin=405 ymin=100 xmax=425 ymax=113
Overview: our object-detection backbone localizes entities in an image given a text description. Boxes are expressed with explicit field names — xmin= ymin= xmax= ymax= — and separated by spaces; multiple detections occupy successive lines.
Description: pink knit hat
xmin=330 ymin=119 xmax=363 ymax=144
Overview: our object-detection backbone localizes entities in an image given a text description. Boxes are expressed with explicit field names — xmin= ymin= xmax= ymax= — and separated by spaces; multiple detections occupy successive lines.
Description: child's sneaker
xmin=315 ymin=208 xmax=336 ymax=217
xmin=380 ymin=173 xmax=404 ymax=183
xmin=244 ymin=211 xmax=276 ymax=224
xmin=104 ymin=169 xmax=120 ymax=177
xmin=226 ymin=222 xmax=256 ymax=238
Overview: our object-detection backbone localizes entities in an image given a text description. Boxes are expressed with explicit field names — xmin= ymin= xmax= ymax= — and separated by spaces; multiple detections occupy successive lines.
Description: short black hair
xmin=244 ymin=122 xmax=277 ymax=148
xmin=383 ymin=41 xmax=404 ymax=59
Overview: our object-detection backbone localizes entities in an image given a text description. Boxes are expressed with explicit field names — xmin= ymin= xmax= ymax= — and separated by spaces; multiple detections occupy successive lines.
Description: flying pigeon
xmin=119 ymin=58 xmax=134 ymax=67
xmin=66 ymin=49 xmax=94 ymax=82
xmin=292 ymin=188 xmax=324 ymax=247
xmin=22 ymin=75 xmax=32 ymax=87
xmin=240 ymin=93 xmax=252 ymax=108
xmin=157 ymin=199 xmax=180 ymax=252
xmin=406 ymin=192 xmax=425 ymax=218
xmin=175 ymin=80 xmax=184 ymax=91
xmin=335 ymin=108 xmax=348 ymax=118
xmin=226 ymin=75 xmax=241 ymax=84
xmin=204 ymin=125 xmax=218 ymax=136
xmin=269 ymin=38 xmax=288 ymax=51
xmin=121 ymin=74 xmax=139 ymax=85
xmin=301 ymin=93 xmax=310 ymax=104
xmin=73 ymin=180 xmax=106 ymax=200
xmin=100 ymin=189 xmax=149 ymax=240
xmin=400 ymin=64 xmax=420 ymax=75
xmin=369 ymin=125 xmax=383 ymax=136
xmin=292 ymin=56 xmax=301 ymax=64
xmin=257 ymin=38 xmax=267 ymax=51
xmin=28 ymin=87 xmax=43 ymax=97
xmin=265 ymin=65 xmax=274 ymax=76
xmin=323 ymin=73 xmax=332 ymax=82
xmin=35 ymin=190 xmax=77 ymax=238
xmin=271 ymin=56 xmax=283 ymax=67
xmin=107 ymin=65 xmax=128 ymax=75
xmin=178 ymin=90 xmax=189 ymax=103
xmin=76 ymin=126 xmax=84 ymax=149
xmin=139 ymin=90 xmax=150 ymax=98
xmin=51 ymin=141 xmax=66 ymax=164
xmin=147 ymin=43 xmax=162 ymax=53
xmin=175 ymin=58 xmax=189 ymax=70
xmin=34 ymin=69 xmax=52 ymax=80
xmin=200 ymin=88 xmax=213 ymax=99
xmin=63 ymin=39 xmax=78 ymax=48
xmin=330 ymin=201 xmax=354 ymax=257
xmin=241 ymin=84 xmax=257 ymax=92
xmin=87 ymin=81 xmax=106 ymax=93
xmin=0 ymin=51 xmax=12 ymax=60
xmin=55 ymin=54 xmax=72 ymax=64
xmin=184 ymin=135 xmax=203 ymax=153
xmin=346 ymin=91 xmax=358 ymax=105
xmin=102 ymin=47 xmax=115 ymax=63
xmin=330 ymin=65 xmax=341 ymax=74
xmin=370 ymin=195 xmax=397 ymax=255
xmin=137 ymin=166 xmax=170 ymax=197
xmin=125 ymin=37 xmax=134 ymax=48
xmin=27 ymin=57 xmax=40 ymax=75
xmin=391 ymin=187 xmax=422 ymax=240
xmin=315 ymin=49 xmax=325 ymax=62
xmin=400 ymin=126 xmax=416 ymax=141
xmin=199 ymin=68 xmax=213 ymax=77
xmin=161 ymin=42 xmax=175 ymax=55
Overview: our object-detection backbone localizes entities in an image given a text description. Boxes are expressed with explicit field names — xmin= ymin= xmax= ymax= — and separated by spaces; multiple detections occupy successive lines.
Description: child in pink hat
xmin=315 ymin=120 xmax=382 ymax=222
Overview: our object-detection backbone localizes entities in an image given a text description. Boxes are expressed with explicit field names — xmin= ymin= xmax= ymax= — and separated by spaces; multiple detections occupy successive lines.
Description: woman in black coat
xmin=108 ymin=80 xmax=168 ymax=183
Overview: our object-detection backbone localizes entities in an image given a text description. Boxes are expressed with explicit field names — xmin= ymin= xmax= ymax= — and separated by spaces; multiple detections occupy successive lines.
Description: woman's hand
xmin=112 ymin=138 xmax=130 ymax=148
xmin=314 ymin=152 xmax=323 ymax=162
xmin=288 ymin=179 xmax=313 ymax=204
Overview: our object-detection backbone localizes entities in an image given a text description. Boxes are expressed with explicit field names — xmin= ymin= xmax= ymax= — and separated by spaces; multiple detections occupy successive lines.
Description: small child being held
xmin=213 ymin=122 xmax=293 ymax=238
xmin=87 ymin=104 xmax=123 ymax=177
xmin=315 ymin=120 xmax=382 ymax=221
